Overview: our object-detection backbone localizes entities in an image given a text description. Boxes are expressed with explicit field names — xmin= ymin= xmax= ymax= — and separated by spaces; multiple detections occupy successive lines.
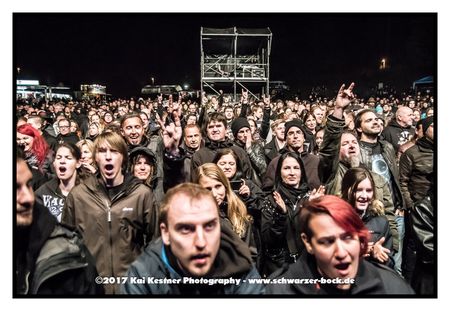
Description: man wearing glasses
xmin=57 ymin=118 xmax=79 ymax=145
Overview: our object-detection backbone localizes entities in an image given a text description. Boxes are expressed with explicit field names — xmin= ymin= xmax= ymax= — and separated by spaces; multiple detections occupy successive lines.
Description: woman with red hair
xmin=266 ymin=195 xmax=414 ymax=295
xmin=17 ymin=124 xmax=53 ymax=175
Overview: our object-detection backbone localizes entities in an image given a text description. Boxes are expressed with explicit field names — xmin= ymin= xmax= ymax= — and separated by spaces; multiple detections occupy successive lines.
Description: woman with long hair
xmin=76 ymin=139 xmax=97 ymax=176
xmin=17 ymin=123 xmax=53 ymax=175
xmin=213 ymin=148 xmax=264 ymax=210
xmin=35 ymin=142 xmax=82 ymax=222
xmin=261 ymin=151 xmax=324 ymax=276
xmin=341 ymin=167 xmax=394 ymax=267
xmin=195 ymin=163 xmax=259 ymax=262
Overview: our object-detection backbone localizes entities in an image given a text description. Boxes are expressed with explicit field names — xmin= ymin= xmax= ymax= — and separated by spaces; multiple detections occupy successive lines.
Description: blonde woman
xmin=195 ymin=163 xmax=259 ymax=264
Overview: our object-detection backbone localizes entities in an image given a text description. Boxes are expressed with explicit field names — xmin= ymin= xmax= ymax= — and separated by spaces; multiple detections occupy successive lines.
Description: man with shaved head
xmin=382 ymin=106 xmax=415 ymax=154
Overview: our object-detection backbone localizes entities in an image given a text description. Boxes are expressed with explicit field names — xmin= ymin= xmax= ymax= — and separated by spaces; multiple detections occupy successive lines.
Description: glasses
xmin=59 ymin=125 xmax=70 ymax=129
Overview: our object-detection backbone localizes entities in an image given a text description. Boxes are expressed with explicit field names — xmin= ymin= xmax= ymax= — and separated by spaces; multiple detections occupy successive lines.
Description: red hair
xmin=300 ymin=195 xmax=369 ymax=255
xmin=17 ymin=124 xmax=49 ymax=167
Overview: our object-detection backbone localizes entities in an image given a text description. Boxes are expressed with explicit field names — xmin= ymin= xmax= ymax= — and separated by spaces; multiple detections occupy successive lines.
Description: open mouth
xmin=105 ymin=164 xmax=114 ymax=172
xmin=335 ymin=262 xmax=350 ymax=271
xmin=59 ymin=167 xmax=67 ymax=173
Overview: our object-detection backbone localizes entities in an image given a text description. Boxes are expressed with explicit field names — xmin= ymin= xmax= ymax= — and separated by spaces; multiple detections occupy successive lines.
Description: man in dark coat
xmin=121 ymin=183 xmax=264 ymax=295
xmin=382 ymin=106 xmax=415 ymax=154
xmin=56 ymin=118 xmax=79 ymax=145
xmin=191 ymin=112 xmax=254 ymax=182
xmin=16 ymin=152 xmax=102 ymax=296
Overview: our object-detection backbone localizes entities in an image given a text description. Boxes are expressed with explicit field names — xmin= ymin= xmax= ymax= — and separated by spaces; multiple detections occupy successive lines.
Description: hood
xmin=152 ymin=219 xmax=253 ymax=279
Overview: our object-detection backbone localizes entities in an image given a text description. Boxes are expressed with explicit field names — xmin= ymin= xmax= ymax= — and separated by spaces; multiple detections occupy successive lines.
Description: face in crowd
xmin=184 ymin=126 xmax=202 ymax=150
xmin=160 ymin=192 xmax=220 ymax=277
xmin=206 ymin=120 xmax=226 ymax=142
xmin=121 ymin=116 xmax=144 ymax=146
xmin=216 ymin=153 xmax=237 ymax=179
xmin=58 ymin=119 xmax=71 ymax=136
xmin=54 ymin=146 xmax=81 ymax=183
xmin=286 ymin=126 xmax=305 ymax=150
xmin=305 ymin=115 xmax=317 ymax=131
xmin=236 ymin=127 xmax=251 ymax=145
xmin=16 ymin=132 xmax=34 ymax=152
xmin=132 ymin=154 xmax=154 ymax=181
xmin=339 ymin=132 xmax=360 ymax=167
xmin=357 ymin=111 xmax=382 ymax=137
xmin=273 ymin=122 xmax=285 ymax=141
xmin=315 ymin=129 xmax=324 ymax=148
xmin=301 ymin=196 xmax=366 ymax=290
xmin=80 ymin=144 xmax=94 ymax=165
xmin=198 ymin=175 xmax=226 ymax=206
xmin=280 ymin=156 xmax=301 ymax=188
xmin=16 ymin=159 xmax=35 ymax=227
xmin=95 ymin=141 xmax=124 ymax=187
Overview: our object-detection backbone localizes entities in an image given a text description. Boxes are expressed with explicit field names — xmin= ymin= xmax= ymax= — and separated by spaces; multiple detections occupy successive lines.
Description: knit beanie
xmin=421 ymin=116 xmax=433 ymax=134
xmin=284 ymin=119 xmax=304 ymax=139
xmin=231 ymin=117 xmax=251 ymax=137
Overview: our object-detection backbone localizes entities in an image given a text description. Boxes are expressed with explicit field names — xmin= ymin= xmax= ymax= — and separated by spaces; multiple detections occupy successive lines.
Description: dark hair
xmin=299 ymin=195 xmax=369 ymax=255
xmin=274 ymin=151 xmax=308 ymax=189
xmin=354 ymin=109 xmax=376 ymax=134
xmin=55 ymin=142 xmax=81 ymax=161
xmin=207 ymin=112 xmax=227 ymax=128
xmin=212 ymin=148 xmax=244 ymax=180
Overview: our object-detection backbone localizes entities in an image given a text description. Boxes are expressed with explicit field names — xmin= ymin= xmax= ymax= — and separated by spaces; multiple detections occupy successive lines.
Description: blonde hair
xmin=195 ymin=163 xmax=251 ymax=237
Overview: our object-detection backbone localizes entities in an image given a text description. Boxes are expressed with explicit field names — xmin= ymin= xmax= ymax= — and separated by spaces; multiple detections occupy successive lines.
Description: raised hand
xmin=241 ymin=89 xmax=249 ymax=103
xmin=335 ymin=82 xmax=355 ymax=109
xmin=273 ymin=191 xmax=287 ymax=213
xmin=262 ymin=93 xmax=271 ymax=108
xmin=309 ymin=185 xmax=326 ymax=201
xmin=157 ymin=111 xmax=182 ymax=154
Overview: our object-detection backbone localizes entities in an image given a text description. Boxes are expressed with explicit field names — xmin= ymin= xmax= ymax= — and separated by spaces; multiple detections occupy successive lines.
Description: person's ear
xmin=301 ymin=233 xmax=313 ymax=254
xmin=76 ymin=160 xmax=82 ymax=169
xmin=160 ymin=223 xmax=170 ymax=246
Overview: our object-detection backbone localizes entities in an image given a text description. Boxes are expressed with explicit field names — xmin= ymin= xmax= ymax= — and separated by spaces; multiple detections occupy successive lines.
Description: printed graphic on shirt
xmin=42 ymin=195 xmax=65 ymax=222
xmin=397 ymin=130 xmax=413 ymax=147
xmin=371 ymin=154 xmax=390 ymax=183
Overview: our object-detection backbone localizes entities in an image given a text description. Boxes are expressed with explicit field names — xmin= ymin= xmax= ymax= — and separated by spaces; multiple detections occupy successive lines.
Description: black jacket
xmin=266 ymin=252 xmax=414 ymax=295
xmin=56 ymin=132 xmax=80 ymax=145
xmin=362 ymin=212 xmax=395 ymax=268
xmin=399 ymin=137 xmax=434 ymax=209
xmin=15 ymin=203 xmax=103 ymax=296
xmin=191 ymin=138 xmax=254 ymax=182
xmin=382 ymin=119 xmax=415 ymax=154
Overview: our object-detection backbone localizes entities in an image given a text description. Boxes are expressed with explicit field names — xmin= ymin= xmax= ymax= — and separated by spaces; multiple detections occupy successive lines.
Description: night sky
xmin=13 ymin=13 xmax=436 ymax=98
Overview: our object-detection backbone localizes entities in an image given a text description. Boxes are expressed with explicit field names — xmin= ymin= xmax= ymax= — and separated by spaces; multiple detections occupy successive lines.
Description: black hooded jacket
xmin=121 ymin=221 xmax=264 ymax=295
xmin=266 ymin=252 xmax=414 ymax=295
xmin=15 ymin=203 xmax=102 ymax=295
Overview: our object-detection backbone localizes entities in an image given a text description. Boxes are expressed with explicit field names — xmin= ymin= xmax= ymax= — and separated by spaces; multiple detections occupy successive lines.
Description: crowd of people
xmin=15 ymin=83 xmax=434 ymax=296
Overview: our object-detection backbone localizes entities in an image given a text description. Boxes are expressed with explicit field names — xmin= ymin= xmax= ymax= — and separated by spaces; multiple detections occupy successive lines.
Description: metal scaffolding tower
xmin=200 ymin=27 xmax=272 ymax=102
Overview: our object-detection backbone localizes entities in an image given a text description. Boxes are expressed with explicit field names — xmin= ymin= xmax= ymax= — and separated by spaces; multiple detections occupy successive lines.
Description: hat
xmin=129 ymin=146 xmax=157 ymax=165
xmin=284 ymin=119 xmax=304 ymax=139
xmin=421 ymin=116 xmax=433 ymax=134
xmin=231 ymin=117 xmax=250 ymax=137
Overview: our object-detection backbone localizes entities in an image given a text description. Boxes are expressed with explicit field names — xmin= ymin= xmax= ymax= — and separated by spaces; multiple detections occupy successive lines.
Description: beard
xmin=342 ymin=154 xmax=360 ymax=168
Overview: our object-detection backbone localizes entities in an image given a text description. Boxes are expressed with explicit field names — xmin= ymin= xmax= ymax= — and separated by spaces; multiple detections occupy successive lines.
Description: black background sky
xmin=14 ymin=13 xmax=436 ymax=98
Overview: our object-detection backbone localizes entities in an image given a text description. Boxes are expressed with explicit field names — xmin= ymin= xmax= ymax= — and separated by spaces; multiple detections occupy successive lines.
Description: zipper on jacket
xmin=107 ymin=205 xmax=112 ymax=222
